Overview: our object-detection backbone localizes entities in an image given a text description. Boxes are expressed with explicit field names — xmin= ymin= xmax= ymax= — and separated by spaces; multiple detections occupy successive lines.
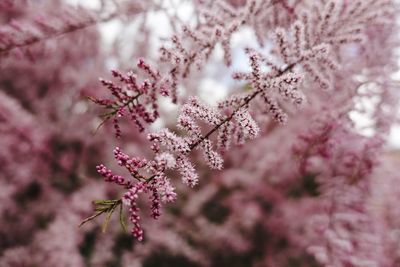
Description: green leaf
xmin=119 ymin=202 xmax=128 ymax=232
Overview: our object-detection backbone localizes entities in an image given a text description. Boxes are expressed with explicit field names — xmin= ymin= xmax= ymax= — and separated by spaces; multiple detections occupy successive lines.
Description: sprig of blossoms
xmin=87 ymin=146 xmax=178 ymax=241
xmin=84 ymin=0 xmax=396 ymax=243
xmin=86 ymin=41 xmax=334 ymax=240
xmin=90 ymin=59 xmax=171 ymax=137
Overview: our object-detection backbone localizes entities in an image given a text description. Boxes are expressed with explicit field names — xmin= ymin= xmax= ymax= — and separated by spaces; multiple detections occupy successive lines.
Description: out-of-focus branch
xmin=0 ymin=2 xmax=144 ymax=54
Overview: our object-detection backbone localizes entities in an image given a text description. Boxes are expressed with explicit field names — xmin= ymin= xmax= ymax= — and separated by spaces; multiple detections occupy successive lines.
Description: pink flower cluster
xmin=88 ymin=0 xmax=400 ymax=247
xmin=92 ymin=59 xmax=172 ymax=137
xmin=96 ymin=146 xmax=178 ymax=241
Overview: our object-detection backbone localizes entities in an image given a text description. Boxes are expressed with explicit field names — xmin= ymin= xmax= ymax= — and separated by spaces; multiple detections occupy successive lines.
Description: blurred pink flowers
xmin=1 ymin=0 xmax=400 ymax=266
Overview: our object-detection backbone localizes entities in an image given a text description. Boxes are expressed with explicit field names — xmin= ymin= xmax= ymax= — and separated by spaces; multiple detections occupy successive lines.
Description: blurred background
xmin=1 ymin=0 xmax=399 ymax=267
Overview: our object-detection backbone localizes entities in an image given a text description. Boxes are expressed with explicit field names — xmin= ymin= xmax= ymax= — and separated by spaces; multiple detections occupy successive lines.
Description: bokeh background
xmin=1 ymin=1 xmax=400 ymax=267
